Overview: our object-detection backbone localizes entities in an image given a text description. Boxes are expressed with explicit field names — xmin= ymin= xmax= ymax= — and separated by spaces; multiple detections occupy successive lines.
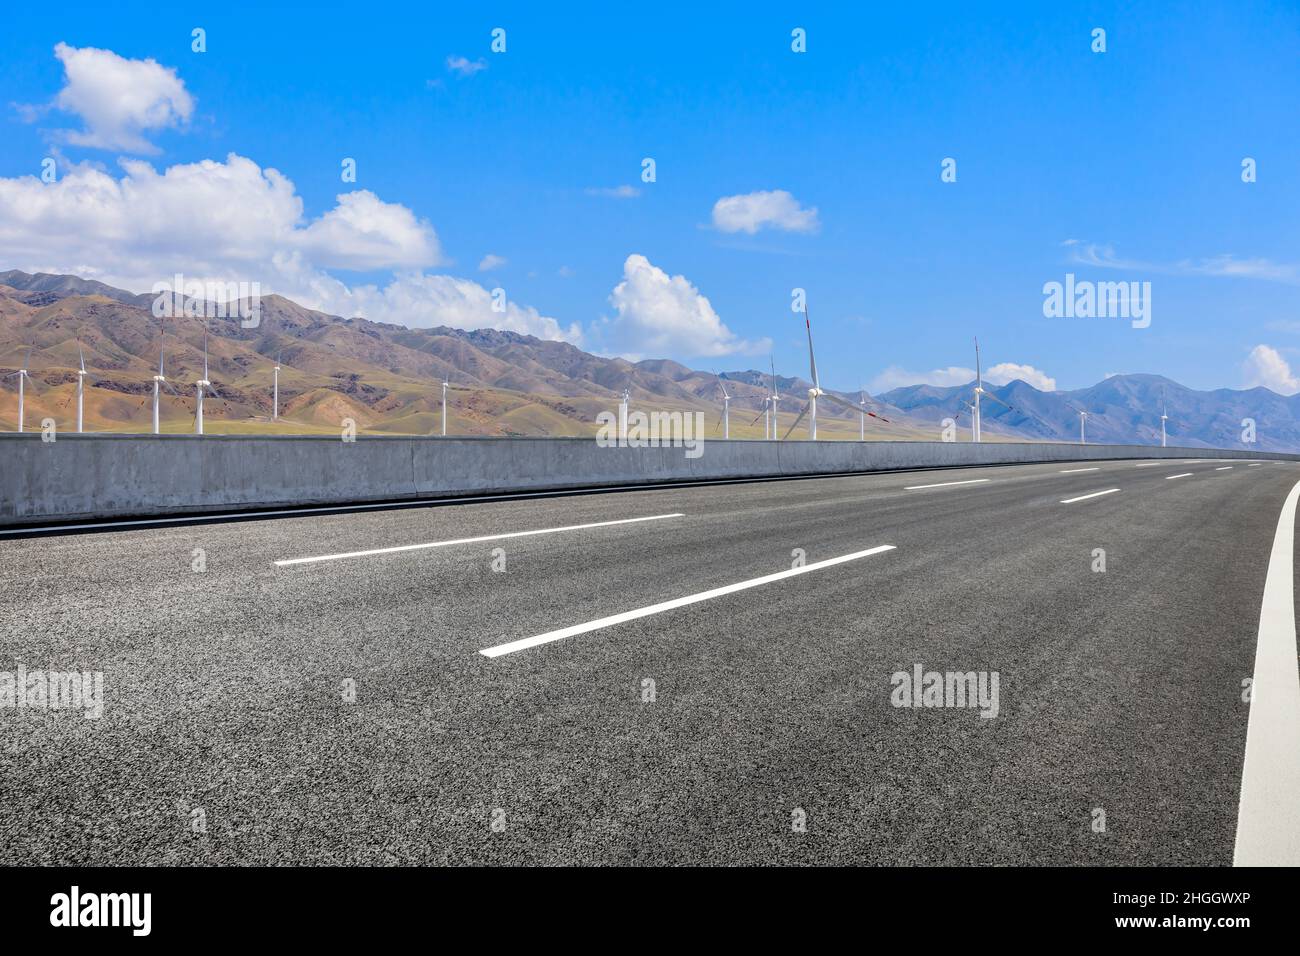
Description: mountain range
xmin=0 ymin=269 xmax=1290 ymax=451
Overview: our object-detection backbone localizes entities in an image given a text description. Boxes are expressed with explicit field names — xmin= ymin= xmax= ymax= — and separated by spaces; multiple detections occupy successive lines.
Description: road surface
xmin=2 ymin=456 xmax=1297 ymax=865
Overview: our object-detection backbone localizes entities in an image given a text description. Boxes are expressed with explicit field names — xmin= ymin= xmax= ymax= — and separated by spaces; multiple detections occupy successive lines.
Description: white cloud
xmin=478 ymin=253 xmax=507 ymax=272
xmin=602 ymin=254 xmax=768 ymax=359
xmin=333 ymin=275 xmax=581 ymax=343
xmin=869 ymin=365 xmax=975 ymax=393
xmin=0 ymin=153 xmax=581 ymax=343
xmin=298 ymin=189 xmax=442 ymax=270
xmin=1067 ymin=241 xmax=1300 ymax=285
xmin=0 ymin=154 xmax=441 ymax=280
xmin=585 ymin=185 xmax=640 ymax=199
xmin=711 ymin=190 xmax=819 ymax=235
xmin=446 ymin=55 xmax=487 ymax=76
xmin=985 ymin=363 xmax=1057 ymax=391
xmin=869 ymin=362 xmax=1057 ymax=392
xmin=1243 ymin=345 xmax=1300 ymax=395
xmin=45 ymin=43 xmax=194 ymax=154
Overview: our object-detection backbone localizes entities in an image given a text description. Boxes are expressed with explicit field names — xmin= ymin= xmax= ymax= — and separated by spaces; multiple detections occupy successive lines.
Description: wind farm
xmin=2 ymin=272 xmax=1294 ymax=449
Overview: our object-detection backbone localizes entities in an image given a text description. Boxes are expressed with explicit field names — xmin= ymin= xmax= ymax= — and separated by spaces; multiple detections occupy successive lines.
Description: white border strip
xmin=275 ymin=513 xmax=685 ymax=566
xmin=480 ymin=544 xmax=897 ymax=657
xmin=1234 ymin=479 xmax=1300 ymax=865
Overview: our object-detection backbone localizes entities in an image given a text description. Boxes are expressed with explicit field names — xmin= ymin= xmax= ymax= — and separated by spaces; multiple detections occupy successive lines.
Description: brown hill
xmin=0 ymin=270 xmax=932 ymax=440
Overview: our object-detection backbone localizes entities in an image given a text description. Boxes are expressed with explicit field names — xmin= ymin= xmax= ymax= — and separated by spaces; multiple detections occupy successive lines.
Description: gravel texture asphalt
xmin=2 ymin=457 xmax=1297 ymax=864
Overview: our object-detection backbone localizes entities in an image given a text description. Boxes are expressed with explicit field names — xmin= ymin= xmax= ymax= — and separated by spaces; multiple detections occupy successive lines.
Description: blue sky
xmin=1 ymin=1 xmax=1297 ymax=393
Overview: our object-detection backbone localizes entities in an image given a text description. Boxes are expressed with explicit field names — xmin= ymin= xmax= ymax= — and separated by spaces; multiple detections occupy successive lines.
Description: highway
xmin=2 ymin=456 xmax=1298 ymax=865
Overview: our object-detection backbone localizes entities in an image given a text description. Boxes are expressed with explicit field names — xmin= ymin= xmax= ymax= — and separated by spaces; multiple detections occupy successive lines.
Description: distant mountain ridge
xmin=878 ymin=372 xmax=1298 ymax=451
xmin=0 ymin=270 xmax=913 ymax=438
xmin=0 ymin=269 xmax=1293 ymax=449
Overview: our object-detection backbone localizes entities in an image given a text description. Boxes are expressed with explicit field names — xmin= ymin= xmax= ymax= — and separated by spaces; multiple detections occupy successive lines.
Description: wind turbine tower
xmin=7 ymin=348 xmax=35 ymax=433
xmin=75 ymin=343 xmax=89 ymax=433
xmin=716 ymin=377 xmax=730 ymax=439
xmin=194 ymin=333 xmax=212 ymax=436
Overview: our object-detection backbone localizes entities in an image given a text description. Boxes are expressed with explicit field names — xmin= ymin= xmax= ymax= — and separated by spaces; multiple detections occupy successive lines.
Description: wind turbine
xmin=783 ymin=305 xmax=825 ymax=440
xmin=783 ymin=308 xmax=890 ymax=440
xmin=1067 ymin=403 xmax=1089 ymax=444
xmin=194 ymin=331 xmax=213 ymax=435
xmin=969 ymin=337 xmax=1015 ymax=442
xmin=715 ymin=376 xmax=730 ymax=439
xmin=150 ymin=338 xmax=183 ymax=434
xmin=440 ymin=380 xmax=473 ymax=436
xmin=1160 ymin=387 xmax=1169 ymax=448
xmin=618 ymin=387 xmax=630 ymax=444
xmin=768 ymin=356 xmax=779 ymax=440
xmin=187 ymin=330 xmax=233 ymax=436
xmin=752 ymin=356 xmax=779 ymax=439
xmin=74 ymin=342 xmax=91 ymax=432
xmin=272 ymin=351 xmax=281 ymax=422
xmin=6 ymin=348 xmax=37 ymax=433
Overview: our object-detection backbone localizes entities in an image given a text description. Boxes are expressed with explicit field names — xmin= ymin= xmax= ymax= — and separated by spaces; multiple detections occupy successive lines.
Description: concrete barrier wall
xmin=1 ymin=433 xmax=1295 ymax=527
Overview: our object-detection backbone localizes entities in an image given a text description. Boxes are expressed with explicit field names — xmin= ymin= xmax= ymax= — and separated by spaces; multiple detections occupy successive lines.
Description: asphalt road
xmin=2 ymin=456 xmax=1297 ymax=865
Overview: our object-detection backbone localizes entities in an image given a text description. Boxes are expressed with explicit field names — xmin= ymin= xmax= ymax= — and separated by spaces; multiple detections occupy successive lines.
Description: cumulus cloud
xmin=0 ymin=153 xmax=581 ymax=343
xmin=711 ymin=190 xmax=819 ymax=235
xmin=985 ymin=363 xmax=1056 ymax=391
xmin=477 ymin=253 xmax=507 ymax=272
xmin=446 ymin=55 xmax=487 ymax=76
xmin=334 ymin=275 xmax=581 ymax=343
xmin=602 ymin=254 xmax=768 ymax=359
xmin=43 ymin=43 xmax=194 ymax=154
xmin=1242 ymin=345 xmax=1300 ymax=395
xmin=0 ymin=154 xmax=440 ymax=280
xmin=869 ymin=362 xmax=1057 ymax=393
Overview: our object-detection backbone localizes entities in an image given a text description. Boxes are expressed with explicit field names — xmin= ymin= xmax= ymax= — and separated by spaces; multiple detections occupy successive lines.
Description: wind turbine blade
xmin=818 ymin=390 xmax=891 ymax=423
xmin=820 ymin=391 xmax=860 ymax=415
xmin=78 ymin=343 xmax=86 ymax=373
xmin=769 ymin=354 xmax=776 ymax=396
xmin=162 ymin=380 xmax=183 ymax=397
xmin=748 ymin=409 xmax=766 ymax=426
xmin=974 ymin=337 xmax=981 ymax=388
xmin=803 ymin=306 xmax=819 ymax=389
xmin=982 ymin=389 xmax=1016 ymax=411
xmin=782 ymin=402 xmax=810 ymax=440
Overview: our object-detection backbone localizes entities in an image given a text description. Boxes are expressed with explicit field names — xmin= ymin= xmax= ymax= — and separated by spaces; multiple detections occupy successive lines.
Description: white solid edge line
xmin=1165 ymin=473 xmax=1194 ymax=480
xmin=480 ymin=544 xmax=897 ymax=657
xmin=1059 ymin=467 xmax=1100 ymax=473
xmin=1059 ymin=488 xmax=1120 ymax=504
xmin=1234 ymin=479 xmax=1300 ymax=865
xmin=903 ymin=478 xmax=991 ymax=490
xmin=275 ymin=513 xmax=686 ymax=566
